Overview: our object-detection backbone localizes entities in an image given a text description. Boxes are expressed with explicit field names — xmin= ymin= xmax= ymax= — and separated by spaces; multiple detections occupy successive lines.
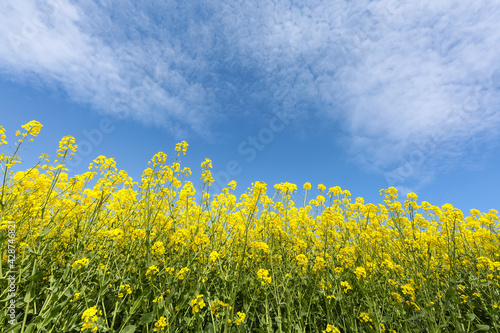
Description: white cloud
xmin=1 ymin=0 xmax=499 ymax=186
xmin=0 ymin=0 xmax=215 ymax=138
xmin=214 ymin=0 xmax=500 ymax=182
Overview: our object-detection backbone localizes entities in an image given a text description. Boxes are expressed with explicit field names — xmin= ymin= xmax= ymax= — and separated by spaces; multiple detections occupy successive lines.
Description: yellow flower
xmin=313 ymin=256 xmax=326 ymax=273
xmin=119 ymin=284 xmax=132 ymax=297
xmin=359 ymin=312 xmax=373 ymax=323
xmin=152 ymin=241 xmax=166 ymax=256
xmin=81 ymin=306 xmax=101 ymax=332
xmin=176 ymin=267 xmax=189 ymax=280
xmin=190 ymin=294 xmax=206 ymax=314
xmin=210 ymin=298 xmax=228 ymax=317
xmin=146 ymin=265 xmax=159 ymax=280
xmin=209 ymin=251 xmax=220 ymax=262
xmin=57 ymin=135 xmax=78 ymax=157
xmin=323 ymin=324 xmax=341 ymax=333
xmin=235 ymin=312 xmax=246 ymax=326
xmin=406 ymin=192 xmax=418 ymax=200
xmin=201 ymin=158 xmax=212 ymax=169
xmin=256 ymin=268 xmax=272 ymax=286
xmin=201 ymin=169 xmax=214 ymax=184
xmin=21 ymin=120 xmax=43 ymax=137
xmin=296 ymin=254 xmax=308 ymax=266
xmin=70 ymin=292 xmax=82 ymax=303
xmin=0 ymin=125 xmax=7 ymax=145
xmin=328 ymin=186 xmax=342 ymax=196
xmin=175 ymin=141 xmax=189 ymax=155
xmin=391 ymin=292 xmax=402 ymax=303
xmin=153 ymin=316 xmax=169 ymax=331
xmin=72 ymin=258 xmax=90 ymax=269
xmin=354 ymin=266 xmax=367 ymax=280
xmin=341 ymin=281 xmax=352 ymax=293
xmin=303 ymin=182 xmax=311 ymax=190
xmin=401 ymin=284 xmax=415 ymax=300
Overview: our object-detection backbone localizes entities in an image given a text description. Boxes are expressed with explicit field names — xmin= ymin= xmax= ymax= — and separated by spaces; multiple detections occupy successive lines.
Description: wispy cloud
xmin=1 ymin=0 xmax=499 ymax=186
xmin=0 ymin=0 xmax=217 ymax=138
xmin=214 ymin=0 xmax=500 ymax=183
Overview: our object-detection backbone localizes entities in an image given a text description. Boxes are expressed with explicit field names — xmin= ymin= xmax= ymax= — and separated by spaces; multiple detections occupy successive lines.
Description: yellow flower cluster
xmin=153 ymin=316 xmax=169 ymax=331
xmin=81 ymin=306 xmax=102 ymax=332
xmin=72 ymin=258 xmax=90 ymax=269
xmin=2 ymin=121 xmax=500 ymax=332
xmin=359 ymin=312 xmax=373 ymax=323
xmin=313 ymin=256 xmax=327 ymax=273
xmin=256 ymin=268 xmax=272 ymax=286
xmin=175 ymin=140 xmax=188 ymax=155
xmin=146 ymin=265 xmax=159 ymax=280
xmin=0 ymin=125 xmax=7 ymax=145
xmin=118 ymin=284 xmax=132 ymax=298
xmin=70 ymin=292 xmax=82 ymax=303
xmin=210 ymin=298 xmax=229 ymax=318
xmin=323 ymin=324 xmax=341 ymax=333
xmin=401 ymin=283 xmax=416 ymax=300
xmin=57 ymin=135 xmax=78 ymax=157
xmin=152 ymin=241 xmax=166 ymax=256
xmin=234 ymin=312 xmax=246 ymax=326
xmin=354 ymin=266 xmax=367 ymax=280
xmin=190 ymin=294 xmax=206 ymax=314
xmin=209 ymin=250 xmax=220 ymax=262
xmin=176 ymin=267 xmax=189 ymax=280
xmin=341 ymin=281 xmax=352 ymax=293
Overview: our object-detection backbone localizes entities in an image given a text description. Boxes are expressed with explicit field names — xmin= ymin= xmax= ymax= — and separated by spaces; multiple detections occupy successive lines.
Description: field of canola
xmin=1 ymin=121 xmax=499 ymax=333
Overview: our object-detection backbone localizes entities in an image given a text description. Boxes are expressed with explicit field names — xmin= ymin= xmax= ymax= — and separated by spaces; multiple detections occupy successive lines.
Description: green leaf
xmin=121 ymin=324 xmax=137 ymax=333
xmin=474 ymin=324 xmax=490 ymax=332
xmin=466 ymin=313 xmax=476 ymax=321
xmin=39 ymin=302 xmax=64 ymax=329
xmin=130 ymin=297 xmax=142 ymax=315
xmin=26 ymin=271 xmax=44 ymax=282
xmin=61 ymin=287 xmax=72 ymax=299
xmin=140 ymin=312 xmax=154 ymax=324
xmin=204 ymin=323 xmax=215 ymax=333
xmin=24 ymin=323 xmax=36 ymax=333
xmin=24 ymin=286 xmax=34 ymax=303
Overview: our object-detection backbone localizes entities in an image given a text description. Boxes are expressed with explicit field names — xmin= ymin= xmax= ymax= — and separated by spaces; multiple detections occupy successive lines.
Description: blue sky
xmin=1 ymin=0 xmax=499 ymax=214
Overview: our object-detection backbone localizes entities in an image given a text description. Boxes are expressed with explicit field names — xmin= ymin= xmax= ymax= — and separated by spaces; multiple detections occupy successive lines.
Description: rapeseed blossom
xmin=190 ymin=294 xmax=206 ymax=314
xmin=118 ymin=284 xmax=132 ymax=298
xmin=153 ymin=316 xmax=169 ymax=331
xmin=209 ymin=251 xmax=220 ymax=262
xmin=0 ymin=125 xmax=7 ymax=145
xmin=323 ymin=324 xmax=341 ymax=333
xmin=235 ymin=312 xmax=246 ymax=326
xmin=72 ymin=258 xmax=90 ymax=269
xmin=151 ymin=241 xmax=166 ymax=256
xmin=2 ymin=121 xmax=500 ymax=332
xmin=176 ymin=267 xmax=189 ymax=280
xmin=359 ymin=312 xmax=373 ymax=323
xmin=341 ymin=281 xmax=352 ymax=293
xmin=81 ymin=306 xmax=102 ymax=332
xmin=210 ymin=298 xmax=228 ymax=318
xmin=354 ymin=266 xmax=367 ymax=280
xmin=146 ymin=265 xmax=159 ymax=280
xmin=256 ymin=268 xmax=272 ymax=285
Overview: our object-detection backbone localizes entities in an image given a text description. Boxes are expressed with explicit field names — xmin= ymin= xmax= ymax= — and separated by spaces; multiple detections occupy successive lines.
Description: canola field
xmin=1 ymin=121 xmax=499 ymax=333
